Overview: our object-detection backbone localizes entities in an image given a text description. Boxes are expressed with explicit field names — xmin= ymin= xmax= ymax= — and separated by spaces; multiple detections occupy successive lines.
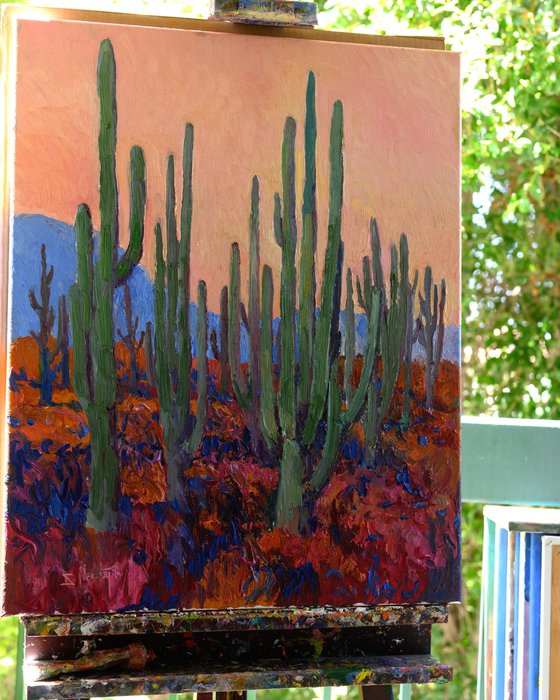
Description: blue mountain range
xmin=10 ymin=214 xmax=460 ymax=364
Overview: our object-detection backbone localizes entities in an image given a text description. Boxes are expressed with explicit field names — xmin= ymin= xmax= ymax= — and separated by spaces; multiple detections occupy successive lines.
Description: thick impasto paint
xmin=2 ymin=17 xmax=461 ymax=614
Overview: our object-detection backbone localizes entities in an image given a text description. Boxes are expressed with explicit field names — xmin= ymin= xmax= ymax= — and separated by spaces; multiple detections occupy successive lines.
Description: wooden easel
xmin=20 ymin=605 xmax=451 ymax=699
xmin=4 ymin=5 xmax=454 ymax=699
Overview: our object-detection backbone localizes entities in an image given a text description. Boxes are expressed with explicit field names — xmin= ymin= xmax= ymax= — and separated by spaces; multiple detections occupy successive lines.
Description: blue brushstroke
xmin=11 ymin=214 xmax=461 ymax=364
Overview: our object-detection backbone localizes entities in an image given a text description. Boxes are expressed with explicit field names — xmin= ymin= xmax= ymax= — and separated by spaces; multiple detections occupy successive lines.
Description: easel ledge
xmin=21 ymin=606 xmax=452 ymax=698
xmin=22 ymin=604 xmax=448 ymax=636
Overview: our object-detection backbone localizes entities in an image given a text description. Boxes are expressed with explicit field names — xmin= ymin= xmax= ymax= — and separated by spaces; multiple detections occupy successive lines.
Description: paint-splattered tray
xmin=27 ymin=654 xmax=452 ymax=698
xmin=22 ymin=604 xmax=447 ymax=636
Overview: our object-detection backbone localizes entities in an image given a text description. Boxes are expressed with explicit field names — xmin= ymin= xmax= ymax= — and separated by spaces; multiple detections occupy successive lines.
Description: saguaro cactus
xmin=210 ymin=286 xmax=230 ymax=395
xmin=56 ymin=295 xmax=70 ymax=389
xmin=69 ymin=39 xmax=146 ymax=531
xmin=229 ymin=73 xmax=378 ymax=533
xmin=29 ymin=245 xmax=69 ymax=403
xmin=418 ymin=266 xmax=446 ymax=408
xmin=143 ymin=321 xmax=157 ymax=388
xmin=357 ymin=223 xmax=409 ymax=462
xmin=117 ymin=284 xmax=144 ymax=395
xmin=402 ymin=268 xmax=419 ymax=429
xmin=344 ymin=268 xmax=356 ymax=404
xmin=153 ymin=124 xmax=208 ymax=504
xmin=228 ymin=176 xmax=264 ymax=457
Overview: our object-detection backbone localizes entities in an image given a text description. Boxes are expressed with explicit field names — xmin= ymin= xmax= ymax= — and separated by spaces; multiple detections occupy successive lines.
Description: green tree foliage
xmin=317 ymin=0 xmax=559 ymax=421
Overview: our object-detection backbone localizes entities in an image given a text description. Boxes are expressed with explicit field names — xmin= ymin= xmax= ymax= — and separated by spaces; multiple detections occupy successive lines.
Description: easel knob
xmin=209 ymin=0 xmax=318 ymax=28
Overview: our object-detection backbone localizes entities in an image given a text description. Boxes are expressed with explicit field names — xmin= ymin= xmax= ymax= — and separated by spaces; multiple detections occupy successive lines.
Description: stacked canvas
xmin=478 ymin=506 xmax=560 ymax=700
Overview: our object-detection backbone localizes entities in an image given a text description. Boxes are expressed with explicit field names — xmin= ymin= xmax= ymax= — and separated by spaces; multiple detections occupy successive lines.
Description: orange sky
xmin=13 ymin=18 xmax=460 ymax=320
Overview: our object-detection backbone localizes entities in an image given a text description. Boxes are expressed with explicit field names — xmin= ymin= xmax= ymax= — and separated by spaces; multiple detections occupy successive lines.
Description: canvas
xmin=1 ymin=10 xmax=461 ymax=615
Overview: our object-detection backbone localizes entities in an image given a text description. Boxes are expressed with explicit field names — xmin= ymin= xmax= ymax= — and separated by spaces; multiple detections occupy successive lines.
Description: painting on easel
xmin=1 ymin=13 xmax=461 ymax=614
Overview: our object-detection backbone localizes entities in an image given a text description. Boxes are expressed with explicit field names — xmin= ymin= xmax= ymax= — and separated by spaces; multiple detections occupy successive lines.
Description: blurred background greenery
xmin=0 ymin=0 xmax=558 ymax=697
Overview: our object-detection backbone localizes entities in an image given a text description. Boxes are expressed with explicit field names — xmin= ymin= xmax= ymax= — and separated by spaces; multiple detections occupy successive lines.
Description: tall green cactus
xmin=210 ymin=286 xmax=230 ymax=395
xmin=228 ymin=176 xmax=264 ymax=456
xmin=357 ymin=223 xmax=409 ymax=462
xmin=229 ymin=73 xmax=378 ymax=533
xmin=402 ymin=268 xmax=419 ymax=429
xmin=69 ymin=39 xmax=146 ymax=532
xmin=344 ymin=268 xmax=356 ymax=404
xmin=418 ymin=266 xmax=446 ymax=408
xmin=153 ymin=124 xmax=208 ymax=504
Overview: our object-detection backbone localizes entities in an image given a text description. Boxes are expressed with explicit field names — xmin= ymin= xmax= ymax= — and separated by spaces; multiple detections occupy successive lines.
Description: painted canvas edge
xmin=0 ymin=5 xmax=18 ymax=615
xmin=539 ymin=536 xmax=560 ymax=700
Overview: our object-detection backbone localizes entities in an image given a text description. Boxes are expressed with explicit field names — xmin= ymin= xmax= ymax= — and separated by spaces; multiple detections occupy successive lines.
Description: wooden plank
xmin=539 ymin=536 xmax=560 ymax=700
xmin=22 ymin=604 xmax=447 ymax=637
xmin=462 ymin=417 xmax=560 ymax=506
xmin=25 ymin=655 xmax=452 ymax=699
xmin=483 ymin=506 xmax=560 ymax=535
xmin=0 ymin=5 xmax=445 ymax=52
xmin=491 ymin=527 xmax=508 ymax=700
xmin=360 ymin=686 xmax=394 ymax=699
xmin=550 ymin=542 xmax=560 ymax=700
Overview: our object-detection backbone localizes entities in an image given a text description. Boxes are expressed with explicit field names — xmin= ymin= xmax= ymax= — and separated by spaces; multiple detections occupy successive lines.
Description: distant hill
xmin=10 ymin=214 xmax=460 ymax=364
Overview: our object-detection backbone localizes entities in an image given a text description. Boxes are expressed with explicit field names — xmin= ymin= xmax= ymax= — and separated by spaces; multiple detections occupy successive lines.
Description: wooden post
xmin=15 ymin=620 xmax=25 ymax=700
xmin=360 ymin=686 xmax=395 ymax=700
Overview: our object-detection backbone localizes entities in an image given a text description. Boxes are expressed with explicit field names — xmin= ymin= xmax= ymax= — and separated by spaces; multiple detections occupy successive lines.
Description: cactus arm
xmin=278 ymin=116 xmax=297 ymax=441
xmin=361 ymin=256 xmax=373 ymax=316
xmin=378 ymin=246 xmax=407 ymax=423
xmin=309 ymin=361 xmax=342 ymax=494
xmin=303 ymin=100 xmax=344 ymax=447
xmin=273 ymin=192 xmax=283 ymax=248
xmin=115 ymin=146 xmax=146 ymax=285
xmin=389 ymin=243 xmax=399 ymax=306
xmin=218 ymin=286 xmax=229 ymax=394
xmin=58 ymin=295 xmax=70 ymax=357
xmin=402 ymin=265 xmax=419 ymax=428
xmin=370 ymin=218 xmax=385 ymax=301
xmin=329 ymin=241 xmax=344 ymax=368
xmin=297 ymin=71 xmax=318 ymax=410
xmin=239 ymin=302 xmax=250 ymax=332
xmin=260 ymin=264 xmax=279 ymax=449
xmin=185 ymin=280 xmax=207 ymax=456
xmin=178 ymin=124 xmax=194 ymax=411
xmin=344 ymin=268 xmax=355 ymax=403
xmin=72 ymin=203 xmax=94 ymax=403
xmin=248 ymin=176 xmax=261 ymax=416
xmin=343 ymin=289 xmax=380 ymax=428
xmin=435 ymin=278 xmax=446 ymax=373
xmin=28 ymin=289 xmax=40 ymax=313
xmin=210 ymin=330 xmax=220 ymax=361
xmin=53 ymin=294 xmax=69 ymax=359
xmin=228 ymin=243 xmax=251 ymax=411
xmin=154 ymin=222 xmax=171 ymax=412
xmin=75 ymin=204 xmax=94 ymax=332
